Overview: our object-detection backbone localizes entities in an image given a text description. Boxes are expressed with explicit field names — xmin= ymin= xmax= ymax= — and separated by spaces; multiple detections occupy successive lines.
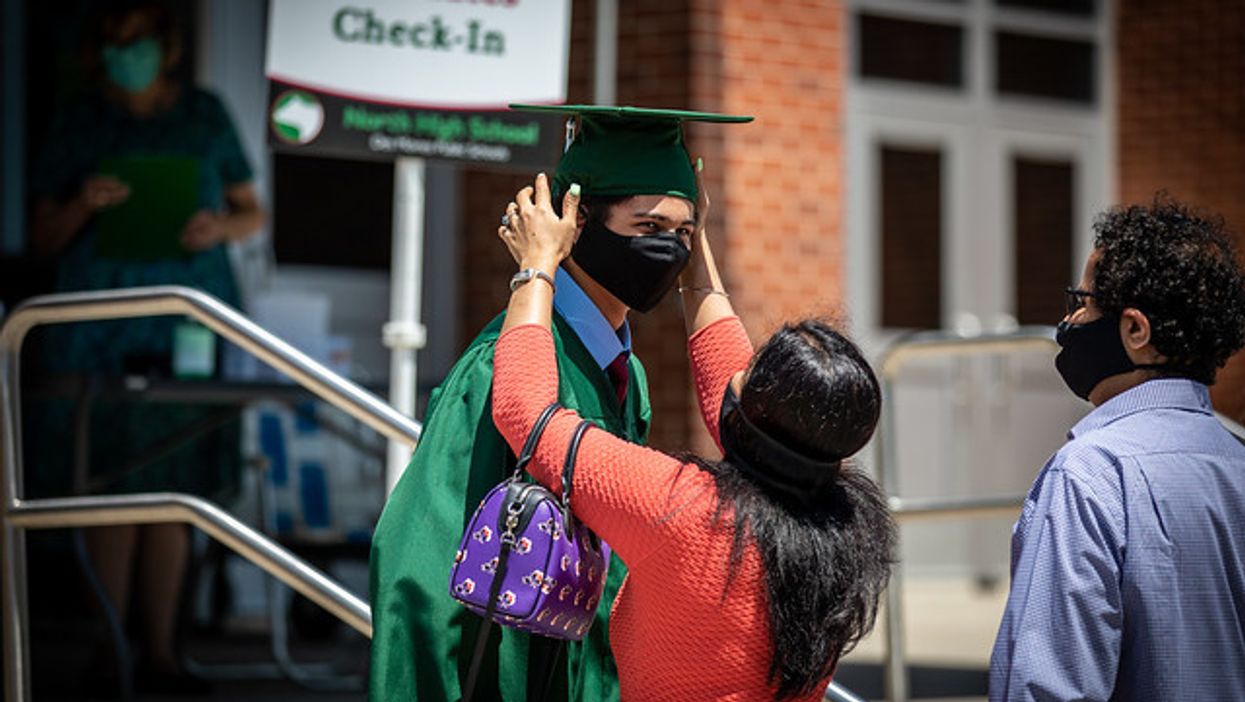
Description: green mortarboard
xmin=510 ymin=104 xmax=753 ymax=201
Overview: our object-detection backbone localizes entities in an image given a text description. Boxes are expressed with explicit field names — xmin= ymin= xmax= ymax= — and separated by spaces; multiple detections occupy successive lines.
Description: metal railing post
xmin=1 ymin=316 xmax=31 ymax=702
xmin=877 ymin=369 xmax=908 ymax=702
xmin=875 ymin=327 xmax=1058 ymax=702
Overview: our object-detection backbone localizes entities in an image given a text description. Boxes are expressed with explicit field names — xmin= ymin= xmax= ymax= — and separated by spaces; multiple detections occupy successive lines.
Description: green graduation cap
xmin=510 ymin=104 xmax=753 ymax=201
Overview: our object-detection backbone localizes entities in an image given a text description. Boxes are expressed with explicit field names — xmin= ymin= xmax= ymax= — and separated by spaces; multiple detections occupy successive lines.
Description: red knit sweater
xmin=492 ymin=317 xmax=829 ymax=702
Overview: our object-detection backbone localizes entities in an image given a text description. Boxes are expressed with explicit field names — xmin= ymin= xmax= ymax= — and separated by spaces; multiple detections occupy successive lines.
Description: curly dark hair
xmin=1092 ymin=196 xmax=1245 ymax=385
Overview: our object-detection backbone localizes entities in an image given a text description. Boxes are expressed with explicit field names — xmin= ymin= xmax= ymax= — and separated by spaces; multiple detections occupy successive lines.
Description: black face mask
xmin=1055 ymin=315 xmax=1165 ymax=401
xmin=570 ymin=219 xmax=690 ymax=313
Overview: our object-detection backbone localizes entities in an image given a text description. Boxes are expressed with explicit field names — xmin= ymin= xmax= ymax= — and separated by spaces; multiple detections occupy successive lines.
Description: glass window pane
xmin=995 ymin=31 xmax=1096 ymax=104
xmin=859 ymin=14 xmax=964 ymax=88
xmin=996 ymin=0 xmax=1095 ymax=16
xmin=1014 ymin=156 xmax=1075 ymax=325
xmin=881 ymin=146 xmax=943 ymax=329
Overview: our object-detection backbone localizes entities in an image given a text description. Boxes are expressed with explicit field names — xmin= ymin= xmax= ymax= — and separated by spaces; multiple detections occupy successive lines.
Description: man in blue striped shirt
xmin=990 ymin=199 xmax=1245 ymax=701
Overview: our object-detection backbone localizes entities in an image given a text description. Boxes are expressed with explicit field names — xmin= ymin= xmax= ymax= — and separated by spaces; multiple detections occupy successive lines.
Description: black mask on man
xmin=570 ymin=219 xmax=690 ymax=313
xmin=1055 ymin=315 xmax=1164 ymax=401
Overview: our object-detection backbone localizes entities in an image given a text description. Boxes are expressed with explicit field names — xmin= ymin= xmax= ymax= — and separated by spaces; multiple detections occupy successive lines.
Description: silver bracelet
xmin=510 ymin=268 xmax=556 ymax=292
xmin=677 ymin=285 xmax=729 ymax=298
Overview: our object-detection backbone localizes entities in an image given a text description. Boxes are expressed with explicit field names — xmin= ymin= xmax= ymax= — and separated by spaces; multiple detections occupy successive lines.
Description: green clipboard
xmin=95 ymin=155 xmax=200 ymax=260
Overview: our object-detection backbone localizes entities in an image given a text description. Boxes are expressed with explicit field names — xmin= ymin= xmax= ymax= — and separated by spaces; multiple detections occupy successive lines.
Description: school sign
xmin=265 ymin=0 xmax=569 ymax=166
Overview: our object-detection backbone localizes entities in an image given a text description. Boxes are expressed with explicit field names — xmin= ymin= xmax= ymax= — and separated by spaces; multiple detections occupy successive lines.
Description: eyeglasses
xmin=1064 ymin=287 xmax=1095 ymax=316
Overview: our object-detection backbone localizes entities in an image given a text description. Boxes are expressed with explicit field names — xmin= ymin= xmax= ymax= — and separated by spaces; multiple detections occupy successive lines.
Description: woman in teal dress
xmin=26 ymin=0 xmax=263 ymax=691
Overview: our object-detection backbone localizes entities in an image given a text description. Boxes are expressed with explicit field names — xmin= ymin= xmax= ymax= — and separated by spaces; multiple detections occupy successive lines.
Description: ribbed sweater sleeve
xmin=688 ymin=316 xmax=754 ymax=452
xmin=493 ymin=324 xmax=713 ymax=565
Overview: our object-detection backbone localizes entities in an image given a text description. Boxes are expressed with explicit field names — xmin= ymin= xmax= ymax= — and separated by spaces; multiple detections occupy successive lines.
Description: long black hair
xmin=685 ymin=319 xmax=896 ymax=699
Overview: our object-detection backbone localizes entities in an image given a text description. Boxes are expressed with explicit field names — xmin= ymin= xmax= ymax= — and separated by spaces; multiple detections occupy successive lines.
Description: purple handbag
xmin=450 ymin=403 xmax=611 ymax=641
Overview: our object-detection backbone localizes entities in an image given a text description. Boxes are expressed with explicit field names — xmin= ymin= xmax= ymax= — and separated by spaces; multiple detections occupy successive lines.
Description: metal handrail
xmin=874 ymin=327 xmax=1059 ymax=702
xmin=888 ymin=494 xmax=1025 ymax=522
xmin=1 ymin=286 xmax=422 ymax=702
xmin=0 ymin=286 xmax=421 ymax=446
xmin=885 ymin=410 xmax=1245 ymax=524
xmin=825 ymin=680 xmax=867 ymax=702
xmin=7 ymin=493 xmax=371 ymax=636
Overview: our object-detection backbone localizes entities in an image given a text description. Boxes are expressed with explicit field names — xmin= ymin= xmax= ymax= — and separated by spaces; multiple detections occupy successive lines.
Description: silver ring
xmin=501 ymin=213 xmax=511 ymax=228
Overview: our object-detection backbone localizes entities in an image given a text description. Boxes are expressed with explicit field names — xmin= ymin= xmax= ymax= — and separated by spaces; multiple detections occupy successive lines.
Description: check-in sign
xmin=265 ymin=0 xmax=569 ymax=165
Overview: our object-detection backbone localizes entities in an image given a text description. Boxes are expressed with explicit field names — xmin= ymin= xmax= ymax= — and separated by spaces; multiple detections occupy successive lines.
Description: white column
xmin=384 ymin=157 xmax=428 ymax=493
xmin=594 ymin=0 xmax=618 ymax=105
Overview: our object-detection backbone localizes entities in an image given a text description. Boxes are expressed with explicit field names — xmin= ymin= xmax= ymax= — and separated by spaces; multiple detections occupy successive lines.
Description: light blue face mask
xmin=102 ymin=37 xmax=163 ymax=93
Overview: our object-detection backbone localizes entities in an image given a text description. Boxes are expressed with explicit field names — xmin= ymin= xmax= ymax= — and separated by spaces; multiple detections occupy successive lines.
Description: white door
xmin=845 ymin=0 xmax=1111 ymax=580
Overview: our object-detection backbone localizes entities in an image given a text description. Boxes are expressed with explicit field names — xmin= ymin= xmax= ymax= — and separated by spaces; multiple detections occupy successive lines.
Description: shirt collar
xmin=552 ymin=267 xmax=631 ymax=370
xmin=1068 ymin=377 xmax=1214 ymax=439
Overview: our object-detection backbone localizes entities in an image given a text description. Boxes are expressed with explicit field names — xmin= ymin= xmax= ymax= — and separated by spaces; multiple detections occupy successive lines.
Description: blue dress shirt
xmin=990 ymin=378 xmax=1245 ymax=702
xmin=552 ymin=267 xmax=631 ymax=371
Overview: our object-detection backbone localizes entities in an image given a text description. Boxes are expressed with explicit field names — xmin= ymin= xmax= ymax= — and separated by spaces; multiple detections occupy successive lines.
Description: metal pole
xmin=0 ymin=518 xmax=26 ymax=702
xmin=1 ymin=319 xmax=29 ymax=702
xmin=384 ymin=157 xmax=428 ymax=494
xmin=877 ymin=374 xmax=908 ymax=702
xmin=0 ymin=9 xmax=29 ymax=692
xmin=593 ymin=0 xmax=618 ymax=106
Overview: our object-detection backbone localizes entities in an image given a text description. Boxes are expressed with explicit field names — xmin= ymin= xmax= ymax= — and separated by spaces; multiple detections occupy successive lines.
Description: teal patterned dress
xmin=26 ymin=87 xmax=253 ymax=500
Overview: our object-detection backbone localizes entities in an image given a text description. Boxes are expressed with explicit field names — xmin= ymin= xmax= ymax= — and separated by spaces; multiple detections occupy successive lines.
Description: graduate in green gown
xmin=368 ymin=106 xmax=751 ymax=702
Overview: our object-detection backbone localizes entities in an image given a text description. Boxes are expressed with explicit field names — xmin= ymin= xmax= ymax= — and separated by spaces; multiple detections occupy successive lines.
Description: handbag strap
xmin=461 ymin=618 xmax=493 ymax=702
xmin=560 ymin=420 xmax=594 ymax=507
xmin=463 ymin=527 xmax=520 ymax=702
xmin=512 ymin=402 xmax=563 ymax=478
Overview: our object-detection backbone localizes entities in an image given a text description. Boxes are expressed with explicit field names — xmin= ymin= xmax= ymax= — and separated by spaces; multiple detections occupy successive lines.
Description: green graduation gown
xmin=369 ymin=311 xmax=650 ymax=702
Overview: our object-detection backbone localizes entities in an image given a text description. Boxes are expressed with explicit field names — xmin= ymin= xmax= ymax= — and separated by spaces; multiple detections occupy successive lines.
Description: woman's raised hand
xmin=498 ymin=173 xmax=580 ymax=273
xmin=694 ymin=157 xmax=710 ymax=243
xmin=679 ymin=158 xmax=735 ymax=335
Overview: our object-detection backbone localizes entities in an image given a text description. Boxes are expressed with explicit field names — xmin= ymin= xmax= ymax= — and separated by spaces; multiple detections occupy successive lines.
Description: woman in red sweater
xmin=492 ymin=173 xmax=896 ymax=701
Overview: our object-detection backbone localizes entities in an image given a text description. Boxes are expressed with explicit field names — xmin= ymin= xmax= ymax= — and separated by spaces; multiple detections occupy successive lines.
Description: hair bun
xmin=719 ymin=388 xmax=842 ymax=507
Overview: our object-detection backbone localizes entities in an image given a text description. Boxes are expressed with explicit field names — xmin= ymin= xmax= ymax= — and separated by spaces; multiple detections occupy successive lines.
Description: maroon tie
xmin=605 ymin=352 xmax=630 ymax=405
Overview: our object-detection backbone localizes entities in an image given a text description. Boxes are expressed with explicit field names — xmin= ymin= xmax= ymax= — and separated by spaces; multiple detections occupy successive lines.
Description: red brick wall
xmin=685 ymin=0 xmax=845 ymax=453
xmin=1117 ymin=0 xmax=1245 ymax=423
